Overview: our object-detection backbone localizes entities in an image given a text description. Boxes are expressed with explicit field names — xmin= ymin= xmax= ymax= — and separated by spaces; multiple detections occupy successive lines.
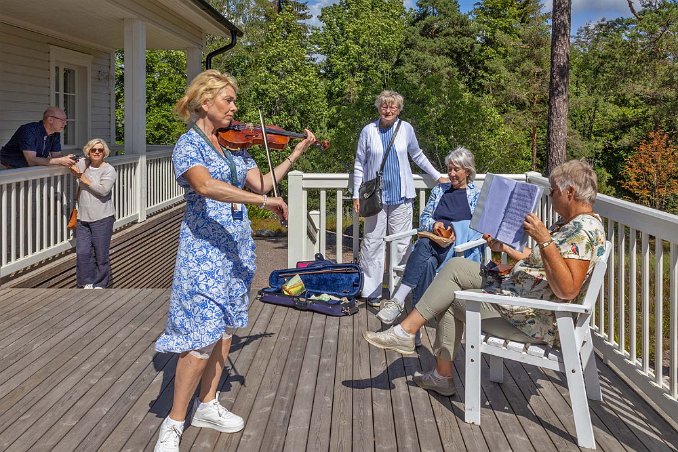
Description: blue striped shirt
xmin=380 ymin=121 xmax=405 ymax=205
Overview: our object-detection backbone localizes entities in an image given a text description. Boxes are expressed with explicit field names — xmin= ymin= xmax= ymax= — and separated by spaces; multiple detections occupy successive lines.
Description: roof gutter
xmin=205 ymin=29 xmax=238 ymax=69
xmin=187 ymin=0 xmax=243 ymax=69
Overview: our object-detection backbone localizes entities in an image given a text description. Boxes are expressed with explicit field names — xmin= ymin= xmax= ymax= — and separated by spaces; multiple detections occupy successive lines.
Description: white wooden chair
xmin=383 ymin=229 xmax=486 ymax=297
xmin=455 ymin=240 xmax=612 ymax=449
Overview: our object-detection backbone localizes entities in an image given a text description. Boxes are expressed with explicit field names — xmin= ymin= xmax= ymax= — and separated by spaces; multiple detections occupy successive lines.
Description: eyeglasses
xmin=379 ymin=105 xmax=399 ymax=111
xmin=49 ymin=115 xmax=68 ymax=122
xmin=90 ymin=148 xmax=105 ymax=154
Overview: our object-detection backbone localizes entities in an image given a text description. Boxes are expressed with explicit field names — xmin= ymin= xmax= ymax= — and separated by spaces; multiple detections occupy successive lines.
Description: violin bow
xmin=258 ymin=108 xmax=280 ymax=198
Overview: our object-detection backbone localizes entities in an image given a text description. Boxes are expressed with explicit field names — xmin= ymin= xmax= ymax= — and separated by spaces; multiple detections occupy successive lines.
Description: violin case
xmin=257 ymin=254 xmax=362 ymax=316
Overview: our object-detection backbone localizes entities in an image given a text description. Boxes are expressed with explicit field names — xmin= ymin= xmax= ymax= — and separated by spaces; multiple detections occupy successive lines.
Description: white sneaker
xmin=363 ymin=327 xmax=416 ymax=355
xmin=94 ymin=286 xmax=103 ymax=289
xmin=154 ymin=418 xmax=183 ymax=452
xmin=376 ymin=299 xmax=403 ymax=325
xmin=83 ymin=284 xmax=94 ymax=289
xmin=191 ymin=392 xmax=244 ymax=433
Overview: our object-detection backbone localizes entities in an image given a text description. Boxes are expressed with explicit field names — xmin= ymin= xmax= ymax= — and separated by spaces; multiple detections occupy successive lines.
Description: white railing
xmin=0 ymin=148 xmax=183 ymax=278
xmin=287 ymin=170 xmax=678 ymax=428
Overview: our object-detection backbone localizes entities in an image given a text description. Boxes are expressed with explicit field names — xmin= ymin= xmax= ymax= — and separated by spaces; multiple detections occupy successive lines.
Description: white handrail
xmin=0 ymin=148 xmax=184 ymax=279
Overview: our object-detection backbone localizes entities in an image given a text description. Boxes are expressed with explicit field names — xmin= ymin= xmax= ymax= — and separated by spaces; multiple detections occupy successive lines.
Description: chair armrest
xmin=454 ymin=290 xmax=589 ymax=314
xmin=453 ymin=238 xmax=486 ymax=253
xmin=383 ymin=229 xmax=417 ymax=242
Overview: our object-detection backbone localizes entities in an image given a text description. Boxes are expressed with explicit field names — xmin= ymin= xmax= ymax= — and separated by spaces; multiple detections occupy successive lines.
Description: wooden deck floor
xmin=0 ymin=288 xmax=676 ymax=452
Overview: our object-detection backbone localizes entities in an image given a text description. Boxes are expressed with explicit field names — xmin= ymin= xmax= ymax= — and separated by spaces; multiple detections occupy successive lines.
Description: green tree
xmin=314 ymin=0 xmax=408 ymax=171
xmin=569 ymin=1 xmax=677 ymax=202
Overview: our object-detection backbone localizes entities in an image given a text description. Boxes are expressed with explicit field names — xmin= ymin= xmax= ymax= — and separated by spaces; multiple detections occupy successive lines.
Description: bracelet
xmin=286 ymin=156 xmax=294 ymax=166
xmin=538 ymin=239 xmax=554 ymax=249
xmin=261 ymin=194 xmax=268 ymax=208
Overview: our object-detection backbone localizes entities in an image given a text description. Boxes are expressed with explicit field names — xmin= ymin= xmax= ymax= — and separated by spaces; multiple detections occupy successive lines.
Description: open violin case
xmin=257 ymin=254 xmax=362 ymax=316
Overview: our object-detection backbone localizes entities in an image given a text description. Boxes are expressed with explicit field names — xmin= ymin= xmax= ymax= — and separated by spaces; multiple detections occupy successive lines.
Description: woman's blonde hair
xmin=550 ymin=159 xmax=598 ymax=204
xmin=174 ymin=69 xmax=238 ymax=123
xmin=374 ymin=90 xmax=404 ymax=111
xmin=83 ymin=138 xmax=111 ymax=158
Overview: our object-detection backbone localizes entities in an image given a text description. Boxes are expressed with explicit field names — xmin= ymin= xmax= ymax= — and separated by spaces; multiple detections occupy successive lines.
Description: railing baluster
xmin=630 ymin=228 xmax=638 ymax=365
xmin=336 ymin=190 xmax=343 ymax=264
xmin=642 ymin=232 xmax=650 ymax=375
xmin=604 ymin=220 xmax=615 ymax=340
xmin=319 ymin=190 xmax=326 ymax=257
xmin=655 ymin=238 xmax=664 ymax=387
xmin=618 ymin=222 xmax=625 ymax=351
xmin=671 ymin=243 xmax=677 ymax=399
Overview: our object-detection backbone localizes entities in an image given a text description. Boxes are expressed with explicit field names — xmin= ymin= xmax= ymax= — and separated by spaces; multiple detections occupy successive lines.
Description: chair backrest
xmin=578 ymin=241 xmax=612 ymax=313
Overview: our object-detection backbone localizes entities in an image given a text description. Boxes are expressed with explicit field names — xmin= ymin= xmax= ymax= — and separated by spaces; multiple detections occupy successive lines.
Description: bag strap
xmin=74 ymin=160 xmax=91 ymax=208
xmin=377 ymin=119 xmax=402 ymax=176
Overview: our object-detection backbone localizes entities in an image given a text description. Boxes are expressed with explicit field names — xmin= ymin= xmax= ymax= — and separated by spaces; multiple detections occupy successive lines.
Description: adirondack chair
xmin=455 ymin=240 xmax=612 ymax=449
xmin=383 ymin=229 xmax=486 ymax=297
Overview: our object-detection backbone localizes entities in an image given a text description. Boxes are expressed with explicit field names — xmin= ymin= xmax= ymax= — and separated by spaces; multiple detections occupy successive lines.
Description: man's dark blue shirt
xmin=0 ymin=121 xmax=61 ymax=168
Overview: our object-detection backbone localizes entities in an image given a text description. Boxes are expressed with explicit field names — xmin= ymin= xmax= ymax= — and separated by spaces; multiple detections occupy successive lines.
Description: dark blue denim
xmin=76 ymin=215 xmax=115 ymax=288
xmin=400 ymin=237 xmax=449 ymax=306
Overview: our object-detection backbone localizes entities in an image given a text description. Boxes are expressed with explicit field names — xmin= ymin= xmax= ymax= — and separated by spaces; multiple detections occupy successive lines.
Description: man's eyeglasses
xmin=90 ymin=148 xmax=105 ymax=154
xmin=49 ymin=116 xmax=68 ymax=122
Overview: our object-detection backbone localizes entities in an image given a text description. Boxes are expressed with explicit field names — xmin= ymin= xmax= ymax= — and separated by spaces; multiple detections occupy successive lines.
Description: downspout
xmin=205 ymin=30 xmax=238 ymax=69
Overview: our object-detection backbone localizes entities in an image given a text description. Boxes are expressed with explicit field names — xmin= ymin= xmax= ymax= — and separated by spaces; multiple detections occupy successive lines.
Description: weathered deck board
xmin=0 ymin=288 xmax=676 ymax=452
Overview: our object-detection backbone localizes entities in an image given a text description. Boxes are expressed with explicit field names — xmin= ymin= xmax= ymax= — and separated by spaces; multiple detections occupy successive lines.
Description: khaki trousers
xmin=415 ymin=257 xmax=538 ymax=361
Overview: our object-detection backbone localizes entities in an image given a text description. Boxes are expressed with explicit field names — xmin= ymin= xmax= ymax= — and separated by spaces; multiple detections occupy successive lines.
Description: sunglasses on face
xmin=90 ymin=148 xmax=105 ymax=154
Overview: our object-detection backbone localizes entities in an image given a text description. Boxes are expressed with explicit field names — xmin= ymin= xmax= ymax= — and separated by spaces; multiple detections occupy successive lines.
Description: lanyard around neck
xmin=192 ymin=124 xmax=238 ymax=186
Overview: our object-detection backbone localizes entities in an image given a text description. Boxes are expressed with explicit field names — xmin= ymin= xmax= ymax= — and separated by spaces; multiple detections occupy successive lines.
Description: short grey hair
xmin=444 ymin=147 xmax=476 ymax=182
xmin=550 ymin=159 xmax=598 ymax=204
xmin=83 ymin=138 xmax=111 ymax=158
xmin=374 ymin=90 xmax=404 ymax=111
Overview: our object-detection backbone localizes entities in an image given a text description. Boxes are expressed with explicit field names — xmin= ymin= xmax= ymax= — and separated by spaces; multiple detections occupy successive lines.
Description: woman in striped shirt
xmin=352 ymin=90 xmax=447 ymax=306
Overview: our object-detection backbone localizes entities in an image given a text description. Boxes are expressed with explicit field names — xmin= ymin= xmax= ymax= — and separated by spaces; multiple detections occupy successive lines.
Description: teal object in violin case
xmin=257 ymin=254 xmax=363 ymax=316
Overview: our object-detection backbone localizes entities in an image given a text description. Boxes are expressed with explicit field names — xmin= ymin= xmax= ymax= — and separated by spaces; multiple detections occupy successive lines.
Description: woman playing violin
xmin=153 ymin=69 xmax=316 ymax=452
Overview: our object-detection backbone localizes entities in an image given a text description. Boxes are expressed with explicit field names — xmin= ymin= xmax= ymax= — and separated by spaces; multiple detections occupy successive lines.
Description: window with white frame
xmin=49 ymin=46 xmax=92 ymax=150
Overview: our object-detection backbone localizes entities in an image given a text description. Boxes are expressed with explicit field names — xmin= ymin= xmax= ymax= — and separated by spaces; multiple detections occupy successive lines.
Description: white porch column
xmin=124 ymin=18 xmax=147 ymax=222
xmin=186 ymin=46 xmax=202 ymax=84
xmin=287 ymin=171 xmax=304 ymax=267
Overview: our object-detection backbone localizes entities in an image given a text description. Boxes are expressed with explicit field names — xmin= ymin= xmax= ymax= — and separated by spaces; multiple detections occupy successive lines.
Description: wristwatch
xmin=538 ymin=239 xmax=554 ymax=249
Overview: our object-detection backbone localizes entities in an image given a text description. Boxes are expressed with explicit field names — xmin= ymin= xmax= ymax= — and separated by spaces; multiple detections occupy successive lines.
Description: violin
xmin=217 ymin=121 xmax=329 ymax=151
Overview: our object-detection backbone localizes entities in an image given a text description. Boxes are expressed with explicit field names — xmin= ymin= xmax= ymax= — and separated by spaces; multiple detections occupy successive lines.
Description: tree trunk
xmin=546 ymin=0 xmax=571 ymax=175
xmin=531 ymin=125 xmax=537 ymax=171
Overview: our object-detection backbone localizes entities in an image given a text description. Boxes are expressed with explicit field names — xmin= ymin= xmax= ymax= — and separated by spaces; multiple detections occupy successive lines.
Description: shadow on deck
xmin=0 ymin=288 xmax=676 ymax=451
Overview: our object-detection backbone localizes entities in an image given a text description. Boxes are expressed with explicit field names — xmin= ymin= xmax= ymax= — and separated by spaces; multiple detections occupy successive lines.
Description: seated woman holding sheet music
xmin=376 ymin=147 xmax=482 ymax=328
xmin=363 ymin=160 xmax=607 ymax=397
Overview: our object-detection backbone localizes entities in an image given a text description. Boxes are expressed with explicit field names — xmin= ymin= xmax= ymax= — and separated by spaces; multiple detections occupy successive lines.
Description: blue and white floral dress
xmin=155 ymin=127 xmax=257 ymax=353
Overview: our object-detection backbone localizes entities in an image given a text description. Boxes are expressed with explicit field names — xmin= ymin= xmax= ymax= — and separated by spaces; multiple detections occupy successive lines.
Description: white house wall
xmin=0 ymin=22 xmax=113 ymax=150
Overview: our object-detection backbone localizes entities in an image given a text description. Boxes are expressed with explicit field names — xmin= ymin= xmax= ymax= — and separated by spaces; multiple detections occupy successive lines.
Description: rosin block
xmin=282 ymin=274 xmax=305 ymax=296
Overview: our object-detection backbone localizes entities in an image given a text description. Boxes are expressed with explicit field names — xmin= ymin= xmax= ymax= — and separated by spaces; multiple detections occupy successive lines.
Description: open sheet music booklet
xmin=470 ymin=174 xmax=543 ymax=251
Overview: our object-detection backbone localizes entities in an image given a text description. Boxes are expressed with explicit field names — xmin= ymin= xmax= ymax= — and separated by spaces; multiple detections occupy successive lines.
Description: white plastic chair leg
xmin=556 ymin=314 xmax=596 ymax=449
xmin=464 ymin=301 xmax=482 ymax=425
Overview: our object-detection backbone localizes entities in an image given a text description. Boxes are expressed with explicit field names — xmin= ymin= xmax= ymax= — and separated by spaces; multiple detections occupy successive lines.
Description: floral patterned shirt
xmin=484 ymin=213 xmax=606 ymax=346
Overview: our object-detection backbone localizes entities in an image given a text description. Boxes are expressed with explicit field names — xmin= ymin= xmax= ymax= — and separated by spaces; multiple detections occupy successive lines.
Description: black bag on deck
xmin=257 ymin=254 xmax=362 ymax=316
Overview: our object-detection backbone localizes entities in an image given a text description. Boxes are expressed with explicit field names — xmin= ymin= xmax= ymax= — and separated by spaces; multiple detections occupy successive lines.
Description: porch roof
xmin=0 ymin=0 xmax=242 ymax=50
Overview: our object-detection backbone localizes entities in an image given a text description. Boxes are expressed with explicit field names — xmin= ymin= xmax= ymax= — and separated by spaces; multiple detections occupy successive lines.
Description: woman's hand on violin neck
xmin=293 ymin=129 xmax=317 ymax=155
xmin=264 ymin=196 xmax=288 ymax=221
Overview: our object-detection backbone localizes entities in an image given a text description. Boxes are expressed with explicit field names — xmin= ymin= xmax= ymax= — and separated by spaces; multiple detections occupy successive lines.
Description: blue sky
xmin=305 ymin=0 xmax=639 ymax=33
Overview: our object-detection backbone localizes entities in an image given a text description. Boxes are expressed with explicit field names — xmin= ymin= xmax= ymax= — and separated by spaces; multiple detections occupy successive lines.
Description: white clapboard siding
xmin=0 ymin=23 xmax=113 ymax=148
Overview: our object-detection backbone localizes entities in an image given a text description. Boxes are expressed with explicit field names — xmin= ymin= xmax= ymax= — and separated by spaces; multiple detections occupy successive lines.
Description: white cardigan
xmin=352 ymin=119 xmax=442 ymax=200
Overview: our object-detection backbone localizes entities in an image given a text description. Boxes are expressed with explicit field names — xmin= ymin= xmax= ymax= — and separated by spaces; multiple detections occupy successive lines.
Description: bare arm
xmin=23 ymin=150 xmax=75 ymax=167
xmin=522 ymin=213 xmax=590 ymax=300
xmin=185 ymin=165 xmax=288 ymax=220
xmin=245 ymin=130 xmax=316 ymax=194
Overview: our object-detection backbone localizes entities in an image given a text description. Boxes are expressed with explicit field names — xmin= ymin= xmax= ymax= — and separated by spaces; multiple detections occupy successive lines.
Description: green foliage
xmin=115 ymin=50 xmax=188 ymax=146
xmin=118 ymin=0 xmax=675 ymax=213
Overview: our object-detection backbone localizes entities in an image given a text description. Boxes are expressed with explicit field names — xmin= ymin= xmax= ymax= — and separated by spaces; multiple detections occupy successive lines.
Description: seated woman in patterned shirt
xmin=363 ymin=159 xmax=607 ymax=397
